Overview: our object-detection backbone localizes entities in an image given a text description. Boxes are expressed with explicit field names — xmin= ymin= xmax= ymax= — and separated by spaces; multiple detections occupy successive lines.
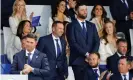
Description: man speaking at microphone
xmin=11 ymin=33 xmax=50 ymax=80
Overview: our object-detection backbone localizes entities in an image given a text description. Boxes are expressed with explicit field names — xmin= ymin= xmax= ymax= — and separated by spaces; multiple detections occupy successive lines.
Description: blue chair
xmin=1 ymin=54 xmax=11 ymax=74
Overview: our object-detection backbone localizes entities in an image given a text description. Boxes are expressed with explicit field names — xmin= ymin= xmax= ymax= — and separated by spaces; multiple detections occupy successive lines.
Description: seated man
xmin=84 ymin=53 xmax=105 ymax=80
xmin=11 ymin=33 xmax=50 ymax=80
xmin=107 ymin=39 xmax=129 ymax=74
xmin=110 ymin=56 xmax=133 ymax=80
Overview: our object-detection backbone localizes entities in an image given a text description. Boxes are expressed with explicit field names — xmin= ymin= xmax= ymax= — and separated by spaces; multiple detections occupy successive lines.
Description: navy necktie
xmin=81 ymin=22 xmax=87 ymax=37
xmin=55 ymin=39 xmax=61 ymax=57
xmin=93 ymin=69 xmax=99 ymax=80
xmin=27 ymin=53 xmax=31 ymax=64
xmin=123 ymin=75 xmax=127 ymax=80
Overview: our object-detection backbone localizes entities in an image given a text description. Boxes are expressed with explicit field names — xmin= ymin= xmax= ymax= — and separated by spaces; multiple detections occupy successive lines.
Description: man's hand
xmin=22 ymin=64 xmax=33 ymax=74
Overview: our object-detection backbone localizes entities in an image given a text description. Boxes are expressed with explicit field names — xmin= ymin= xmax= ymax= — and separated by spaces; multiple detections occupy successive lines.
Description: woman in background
xmin=98 ymin=21 xmax=117 ymax=68
xmin=90 ymin=4 xmax=109 ymax=38
xmin=9 ymin=0 xmax=33 ymax=35
xmin=6 ymin=20 xmax=32 ymax=63
xmin=47 ymin=0 xmax=71 ymax=35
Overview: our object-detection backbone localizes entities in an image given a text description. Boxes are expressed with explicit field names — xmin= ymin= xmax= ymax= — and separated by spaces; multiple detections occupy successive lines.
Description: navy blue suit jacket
xmin=11 ymin=49 xmax=50 ymax=80
xmin=110 ymin=0 xmax=133 ymax=32
xmin=107 ymin=53 xmax=120 ymax=74
xmin=37 ymin=34 xmax=68 ymax=78
xmin=84 ymin=65 xmax=105 ymax=80
xmin=110 ymin=72 xmax=133 ymax=80
xmin=67 ymin=19 xmax=100 ymax=66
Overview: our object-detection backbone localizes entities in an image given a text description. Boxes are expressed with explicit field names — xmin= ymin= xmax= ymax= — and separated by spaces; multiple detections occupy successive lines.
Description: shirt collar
xmin=121 ymin=72 xmax=129 ymax=76
xmin=52 ymin=34 xmax=60 ymax=40
xmin=26 ymin=48 xmax=35 ymax=56
xmin=77 ymin=19 xmax=86 ymax=23
xmin=117 ymin=52 xmax=125 ymax=57
xmin=92 ymin=66 xmax=99 ymax=70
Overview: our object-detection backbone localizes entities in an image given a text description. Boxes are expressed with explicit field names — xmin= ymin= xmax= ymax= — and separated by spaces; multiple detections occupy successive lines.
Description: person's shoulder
xmin=108 ymin=53 xmax=117 ymax=59
xmin=14 ymin=50 xmax=25 ymax=57
xmin=36 ymin=49 xmax=47 ymax=57
xmin=9 ymin=16 xmax=15 ymax=20
xmin=100 ymin=38 xmax=106 ymax=44
xmin=86 ymin=20 xmax=95 ymax=25
xmin=129 ymin=72 xmax=133 ymax=77
xmin=39 ymin=34 xmax=51 ymax=40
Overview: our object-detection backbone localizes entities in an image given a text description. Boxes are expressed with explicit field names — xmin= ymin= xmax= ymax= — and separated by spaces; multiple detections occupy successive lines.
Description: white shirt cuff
xmin=85 ymin=52 xmax=89 ymax=57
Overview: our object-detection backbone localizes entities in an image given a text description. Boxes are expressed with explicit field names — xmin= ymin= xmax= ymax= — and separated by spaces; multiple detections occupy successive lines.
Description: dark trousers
xmin=72 ymin=65 xmax=85 ymax=80
xmin=51 ymin=68 xmax=65 ymax=80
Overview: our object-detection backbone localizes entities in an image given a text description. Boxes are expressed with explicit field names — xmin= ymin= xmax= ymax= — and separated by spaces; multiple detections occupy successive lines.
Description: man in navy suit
xmin=11 ymin=33 xmax=50 ymax=80
xmin=110 ymin=56 xmax=133 ymax=80
xmin=37 ymin=21 xmax=68 ymax=80
xmin=66 ymin=3 xmax=100 ymax=80
xmin=84 ymin=53 xmax=105 ymax=80
xmin=110 ymin=0 xmax=133 ymax=50
xmin=107 ymin=39 xmax=129 ymax=74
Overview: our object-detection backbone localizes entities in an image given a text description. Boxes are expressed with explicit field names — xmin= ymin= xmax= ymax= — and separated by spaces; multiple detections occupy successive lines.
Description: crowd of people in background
xmin=1 ymin=0 xmax=133 ymax=80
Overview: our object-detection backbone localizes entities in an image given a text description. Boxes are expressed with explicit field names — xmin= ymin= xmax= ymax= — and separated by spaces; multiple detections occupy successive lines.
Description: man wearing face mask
xmin=107 ymin=39 xmax=130 ymax=74
xmin=66 ymin=2 xmax=100 ymax=80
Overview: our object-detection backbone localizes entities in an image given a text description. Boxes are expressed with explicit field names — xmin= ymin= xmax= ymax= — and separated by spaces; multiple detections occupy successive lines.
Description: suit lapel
xmin=30 ymin=49 xmax=39 ymax=65
xmin=99 ymin=68 xmax=104 ymax=74
xmin=49 ymin=34 xmax=56 ymax=58
xmin=75 ymin=20 xmax=86 ymax=39
xmin=129 ymin=73 xmax=133 ymax=80
xmin=22 ymin=50 xmax=27 ymax=66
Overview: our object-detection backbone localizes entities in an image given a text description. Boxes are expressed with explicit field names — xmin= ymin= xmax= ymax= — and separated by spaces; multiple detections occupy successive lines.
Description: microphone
xmin=25 ymin=56 xmax=28 ymax=64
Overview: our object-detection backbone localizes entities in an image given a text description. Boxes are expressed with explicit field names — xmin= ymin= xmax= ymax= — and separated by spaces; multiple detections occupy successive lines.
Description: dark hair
xmin=102 ymin=20 xmax=117 ymax=45
xmin=75 ymin=2 xmax=86 ymax=11
xmin=52 ymin=21 xmax=64 ymax=28
xmin=90 ymin=4 xmax=109 ymax=22
xmin=25 ymin=33 xmax=37 ymax=41
xmin=16 ymin=20 xmax=32 ymax=39
xmin=51 ymin=0 xmax=68 ymax=21
xmin=21 ymin=36 xmax=27 ymax=41
xmin=116 ymin=39 xmax=127 ymax=45
xmin=90 ymin=52 xmax=100 ymax=59
xmin=119 ymin=56 xmax=130 ymax=64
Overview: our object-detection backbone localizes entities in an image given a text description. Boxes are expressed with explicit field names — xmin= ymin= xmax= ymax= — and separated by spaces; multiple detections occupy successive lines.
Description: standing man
xmin=37 ymin=21 xmax=68 ymax=80
xmin=11 ymin=33 xmax=50 ymax=80
xmin=67 ymin=3 xmax=100 ymax=80
xmin=110 ymin=0 xmax=133 ymax=50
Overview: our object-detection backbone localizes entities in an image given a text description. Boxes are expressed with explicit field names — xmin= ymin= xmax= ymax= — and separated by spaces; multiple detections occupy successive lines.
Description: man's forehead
xmin=79 ymin=5 xmax=87 ymax=9
xmin=26 ymin=38 xmax=35 ymax=42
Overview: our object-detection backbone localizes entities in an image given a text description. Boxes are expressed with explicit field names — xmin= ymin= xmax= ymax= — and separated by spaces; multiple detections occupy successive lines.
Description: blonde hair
xmin=12 ymin=0 xmax=27 ymax=20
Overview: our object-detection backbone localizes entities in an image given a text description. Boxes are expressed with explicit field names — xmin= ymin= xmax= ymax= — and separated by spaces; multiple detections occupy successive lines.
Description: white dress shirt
xmin=26 ymin=48 xmax=35 ymax=60
xmin=52 ymin=34 xmax=62 ymax=57
xmin=92 ymin=67 xmax=100 ymax=80
xmin=121 ymin=72 xmax=129 ymax=80
xmin=117 ymin=52 xmax=126 ymax=57
xmin=77 ymin=19 xmax=87 ymax=29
